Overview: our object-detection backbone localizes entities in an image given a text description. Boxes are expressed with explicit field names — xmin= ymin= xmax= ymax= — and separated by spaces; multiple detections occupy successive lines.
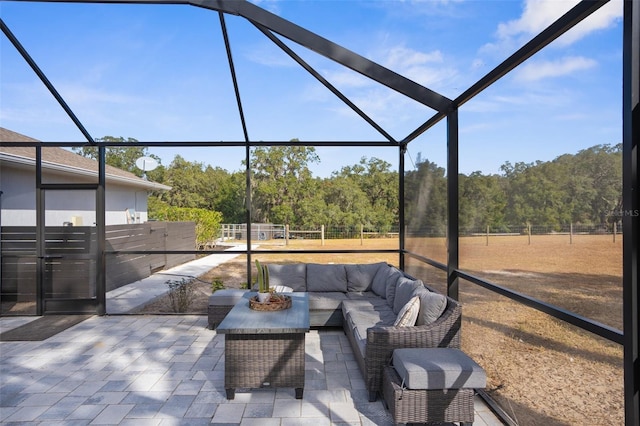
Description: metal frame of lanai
xmin=0 ymin=0 xmax=638 ymax=424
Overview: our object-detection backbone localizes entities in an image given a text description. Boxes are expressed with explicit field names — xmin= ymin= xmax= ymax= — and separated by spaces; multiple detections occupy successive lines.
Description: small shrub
xmin=166 ymin=278 xmax=196 ymax=313
xmin=212 ymin=278 xmax=224 ymax=292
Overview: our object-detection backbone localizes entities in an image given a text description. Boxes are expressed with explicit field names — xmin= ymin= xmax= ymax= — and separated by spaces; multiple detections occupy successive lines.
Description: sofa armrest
xmin=364 ymin=297 xmax=461 ymax=398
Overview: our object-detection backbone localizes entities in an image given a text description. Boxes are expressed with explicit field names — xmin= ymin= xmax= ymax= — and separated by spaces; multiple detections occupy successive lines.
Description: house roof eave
xmin=0 ymin=152 xmax=172 ymax=191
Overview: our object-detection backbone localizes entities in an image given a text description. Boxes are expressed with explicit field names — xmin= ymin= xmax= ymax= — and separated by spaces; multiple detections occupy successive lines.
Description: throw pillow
xmin=416 ymin=291 xmax=448 ymax=326
xmin=394 ymin=296 xmax=420 ymax=327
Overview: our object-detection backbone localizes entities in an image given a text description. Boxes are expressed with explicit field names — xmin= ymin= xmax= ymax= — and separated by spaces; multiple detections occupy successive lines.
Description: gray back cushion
xmin=414 ymin=288 xmax=448 ymax=326
xmin=393 ymin=276 xmax=424 ymax=314
xmin=384 ymin=269 xmax=404 ymax=309
xmin=372 ymin=265 xmax=402 ymax=298
xmin=267 ymin=263 xmax=307 ymax=292
xmin=307 ymin=264 xmax=348 ymax=292
xmin=345 ymin=263 xmax=386 ymax=292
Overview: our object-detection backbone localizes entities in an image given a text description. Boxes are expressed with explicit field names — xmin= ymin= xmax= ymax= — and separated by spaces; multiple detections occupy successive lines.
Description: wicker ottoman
xmin=383 ymin=348 xmax=486 ymax=426
xmin=207 ymin=289 xmax=250 ymax=329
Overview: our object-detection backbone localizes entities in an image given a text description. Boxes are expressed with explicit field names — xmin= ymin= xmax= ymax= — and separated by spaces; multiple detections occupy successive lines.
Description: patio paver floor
xmin=1 ymin=315 xmax=503 ymax=425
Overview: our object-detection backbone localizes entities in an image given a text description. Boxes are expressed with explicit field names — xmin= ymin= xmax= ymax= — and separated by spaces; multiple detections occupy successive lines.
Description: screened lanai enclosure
xmin=0 ymin=0 xmax=638 ymax=424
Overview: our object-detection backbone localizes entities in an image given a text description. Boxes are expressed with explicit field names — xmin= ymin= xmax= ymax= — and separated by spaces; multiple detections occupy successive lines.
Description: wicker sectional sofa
xmin=263 ymin=262 xmax=462 ymax=401
xmin=208 ymin=262 xmax=461 ymax=401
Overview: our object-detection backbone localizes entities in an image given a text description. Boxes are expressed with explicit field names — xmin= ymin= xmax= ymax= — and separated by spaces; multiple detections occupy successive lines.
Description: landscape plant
xmin=211 ymin=278 xmax=224 ymax=292
xmin=166 ymin=278 xmax=196 ymax=313
xmin=149 ymin=198 xmax=222 ymax=248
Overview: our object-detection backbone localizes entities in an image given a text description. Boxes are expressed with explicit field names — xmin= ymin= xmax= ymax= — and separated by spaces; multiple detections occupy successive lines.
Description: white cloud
xmin=359 ymin=44 xmax=455 ymax=95
xmin=462 ymin=87 xmax=574 ymax=115
xmin=322 ymin=68 xmax=372 ymax=89
xmin=482 ymin=0 xmax=622 ymax=57
xmin=320 ymin=44 xmax=450 ymax=90
xmin=560 ymin=0 xmax=623 ymax=45
xmin=497 ymin=0 xmax=579 ymax=40
xmin=384 ymin=46 xmax=444 ymax=69
xmin=378 ymin=46 xmax=457 ymax=90
xmin=515 ymin=56 xmax=597 ymax=82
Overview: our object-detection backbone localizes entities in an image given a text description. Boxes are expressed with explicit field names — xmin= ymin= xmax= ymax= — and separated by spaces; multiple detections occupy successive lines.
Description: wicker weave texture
xmin=362 ymin=297 xmax=462 ymax=398
xmin=382 ymin=366 xmax=474 ymax=424
xmin=224 ymin=333 xmax=305 ymax=389
xmin=208 ymin=304 xmax=234 ymax=329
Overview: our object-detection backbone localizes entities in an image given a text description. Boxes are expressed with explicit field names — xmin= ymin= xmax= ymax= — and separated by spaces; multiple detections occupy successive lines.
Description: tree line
xmin=76 ymin=138 xmax=622 ymax=241
xmin=405 ymin=143 xmax=622 ymax=235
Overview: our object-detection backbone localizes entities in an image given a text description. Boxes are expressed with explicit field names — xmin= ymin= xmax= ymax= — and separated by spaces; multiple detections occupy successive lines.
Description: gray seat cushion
xmin=345 ymin=310 xmax=395 ymax=359
xmin=346 ymin=291 xmax=381 ymax=300
xmin=308 ymin=292 xmax=348 ymax=311
xmin=344 ymin=312 xmax=368 ymax=359
xmin=342 ymin=297 xmax=393 ymax=317
xmin=392 ymin=348 xmax=487 ymax=390
xmin=344 ymin=302 xmax=396 ymax=337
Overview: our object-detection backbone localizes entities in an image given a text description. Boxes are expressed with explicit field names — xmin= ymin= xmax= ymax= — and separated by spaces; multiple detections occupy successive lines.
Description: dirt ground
xmin=140 ymin=235 xmax=624 ymax=425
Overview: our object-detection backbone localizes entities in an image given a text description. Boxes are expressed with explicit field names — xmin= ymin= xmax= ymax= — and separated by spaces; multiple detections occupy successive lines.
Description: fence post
xmin=527 ymin=223 xmax=532 ymax=245
xmin=486 ymin=225 xmax=489 ymax=246
xmin=360 ymin=224 xmax=364 ymax=246
xmin=285 ymin=224 xmax=289 ymax=246
xmin=570 ymin=223 xmax=573 ymax=245
xmin=321 ymin=225 xmax=325 ymax=246
xmin=613 ymin=221 xmax=617 ymax=243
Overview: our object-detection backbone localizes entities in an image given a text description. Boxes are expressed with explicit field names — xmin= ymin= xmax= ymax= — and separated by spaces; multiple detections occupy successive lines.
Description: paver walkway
xmin=106 ymin=245 xmax=246 ymax=314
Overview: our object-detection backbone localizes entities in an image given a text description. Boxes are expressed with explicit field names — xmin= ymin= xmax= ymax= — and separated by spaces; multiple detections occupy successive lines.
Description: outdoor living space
xmin=0 ymin=314 xmax=502 ymax=425
xmin=1 ymin=0 xmax=637 ymax=424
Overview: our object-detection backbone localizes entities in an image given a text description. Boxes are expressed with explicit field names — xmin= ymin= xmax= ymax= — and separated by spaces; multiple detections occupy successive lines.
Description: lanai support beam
xmin=622 ymin=0 xmax=639 ymax=424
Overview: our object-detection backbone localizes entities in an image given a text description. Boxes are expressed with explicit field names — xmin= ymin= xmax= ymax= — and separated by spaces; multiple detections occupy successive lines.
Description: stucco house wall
xmin=0 ymin=128 xmax=170 ymax=227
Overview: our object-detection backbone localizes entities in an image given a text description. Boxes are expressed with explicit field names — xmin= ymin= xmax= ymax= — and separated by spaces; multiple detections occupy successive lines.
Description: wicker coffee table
xmin=216 ymin=292 xmax=310 ymax=399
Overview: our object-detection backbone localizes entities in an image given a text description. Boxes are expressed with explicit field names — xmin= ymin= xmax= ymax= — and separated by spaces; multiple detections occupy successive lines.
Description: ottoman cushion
xmin=393 ymin=348 xmax=486 ymax=390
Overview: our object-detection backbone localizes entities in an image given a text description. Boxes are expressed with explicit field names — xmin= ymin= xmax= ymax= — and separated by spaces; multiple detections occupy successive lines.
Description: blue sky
xmin=0 ymin=0 xmax=623 ymax=177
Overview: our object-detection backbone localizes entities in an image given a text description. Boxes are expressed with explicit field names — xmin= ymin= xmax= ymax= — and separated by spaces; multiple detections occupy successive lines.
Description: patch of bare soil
xmin=462 ymin=289 xmax=622 ymax=426
xmin=138 ymin=258 xmax=248 ymax=314
xmin=407 ymin=235 xmax=624 ymax=425
xmin=139 ymin=236 xmax=624 ymax=425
